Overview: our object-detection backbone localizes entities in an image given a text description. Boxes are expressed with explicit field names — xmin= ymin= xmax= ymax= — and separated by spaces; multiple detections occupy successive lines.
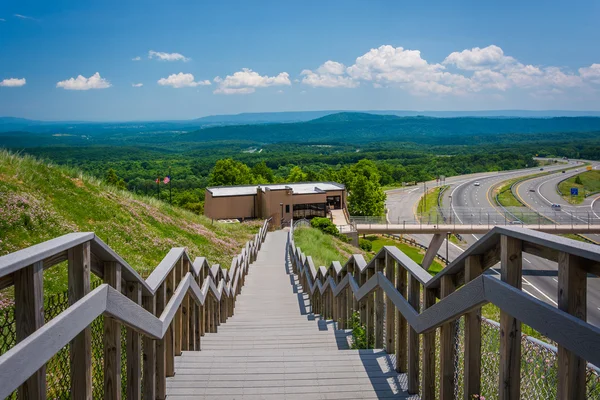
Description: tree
xmin=575 ymin=175 xmax=583 ymax=185
xmin=208 ymin=159 xmax=254 ymax=186
xmin=287 ymin=166 xmax=308 ymax=182
xmin=347 ymin=174 xmax=386 ymax=216
xmin=252 ymin=161 xmax=274 ymax=183
xmin=105 ymin=168 xmax=126 ymax=189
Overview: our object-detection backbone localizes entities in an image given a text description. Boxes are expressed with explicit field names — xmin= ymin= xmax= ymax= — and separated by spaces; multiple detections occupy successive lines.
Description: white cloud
xmin=0 ymin=78 xmax=26 ymax=87
xmin=56 ymin=72 xmax=111 ymax=90
xmin=0 ymin=18 xmax=6 ymax=22
xmin=301 ymin=61 xmax=358 ymax=88
xmin=579 ymin=64 xmax=600 ymax=84
xmin=132 ymin=56 xmax=141 ymax=61
xmin=213 ymin=68 xmax=290 ymax=94
xmin=14 ymin=14 xmax=37 ymax=21
xmin=132 ymin=83 xmax=143 ymax=87
xmin=443 ymin=45 xmax=514 ymax=71
xmin=157 ymin=73 xmax=210 ymax=88
xmin=301 ymin=44 xmax=598 ymax=96
xmin=148 ymin=50 xmax=189 ymax=62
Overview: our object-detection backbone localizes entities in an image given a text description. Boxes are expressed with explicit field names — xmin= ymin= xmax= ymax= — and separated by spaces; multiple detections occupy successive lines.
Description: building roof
xmin=207 ymin=182 xmax=345 ymax=197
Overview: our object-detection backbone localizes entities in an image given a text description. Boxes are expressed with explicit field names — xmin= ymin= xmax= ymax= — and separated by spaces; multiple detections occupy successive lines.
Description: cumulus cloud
xmin=132 ymin=83 xmax=143 ymax=87
xmin=0 ymin=78 xmax=26 ymax=87
xmin=132 ymin=56 xmax=141 ymax=61
xmin=301 ymin=61 xmax=358 ymax=88
xmin=301 ymin=44 xmax=597 ymax=96
xmin=213 ymin=68 xmax=290 ymax=94
xmin=157 ymin=73 xmax=210 ymax=88
xmin=443 ymin=45 xmax=515 ymax=71
xmin=56 ymin=73 xmax=111 ymax=90
xmin=579 ymin=64 xmax=600 ymax=84
xmin=148 ymin=50 xmax=189 ymax=62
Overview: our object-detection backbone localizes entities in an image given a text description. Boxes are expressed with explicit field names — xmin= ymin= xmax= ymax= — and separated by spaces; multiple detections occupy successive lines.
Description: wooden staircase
xmin=167 ymin=230 xmax=416 ymax=399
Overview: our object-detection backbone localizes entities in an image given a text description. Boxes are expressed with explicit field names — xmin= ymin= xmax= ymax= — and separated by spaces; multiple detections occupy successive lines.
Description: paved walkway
xmin=167 ymin=230 xmax=416 ymax=399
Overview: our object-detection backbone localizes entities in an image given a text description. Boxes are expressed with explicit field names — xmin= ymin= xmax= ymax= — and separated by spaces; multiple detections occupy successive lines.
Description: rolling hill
xmin=0 ymin=150 xmax=262 ymax=295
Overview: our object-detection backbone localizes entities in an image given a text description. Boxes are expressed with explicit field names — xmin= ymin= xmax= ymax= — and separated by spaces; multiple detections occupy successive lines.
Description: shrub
xmin=575 ymin=175 xmax=583 ymax=185
xmin=310 ymin=217 xmax=339 ymax=235
xmin=359 ymin=238 xmax=372 ymax=252
xmin=349 ymin=311 xmax=368 ymax=349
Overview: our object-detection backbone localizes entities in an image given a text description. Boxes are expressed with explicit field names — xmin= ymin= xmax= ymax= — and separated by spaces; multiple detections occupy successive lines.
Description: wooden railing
xmin=0 ymin=219 xmax=270 ymax=399
xmin=289 ymin=222 xmax=600 ymax=399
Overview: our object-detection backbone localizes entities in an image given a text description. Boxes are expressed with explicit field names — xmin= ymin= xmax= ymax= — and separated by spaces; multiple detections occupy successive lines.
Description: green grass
xmin=416 ymin=185 xmax=447 ymax=223
xmin=364 ymin=235 xmax=444 ymax=274
xmin=293 ymin=227 xmax=364 ymax=267
xmin=558 ymin=169 xmax=600 ymax=204
xmin=495 ymin=176 xmax=526 ymax=207
xmin=0 ymin=150 xmax=261 ymax=296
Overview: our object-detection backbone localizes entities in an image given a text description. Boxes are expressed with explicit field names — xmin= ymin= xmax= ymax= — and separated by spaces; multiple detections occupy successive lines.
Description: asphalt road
xmin=385 ymin=159 xmax=600 ymax=326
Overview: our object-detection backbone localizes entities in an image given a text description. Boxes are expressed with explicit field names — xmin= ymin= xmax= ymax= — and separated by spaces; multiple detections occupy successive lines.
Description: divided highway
xmin=385 ymin=159 xmax=600 ymax=326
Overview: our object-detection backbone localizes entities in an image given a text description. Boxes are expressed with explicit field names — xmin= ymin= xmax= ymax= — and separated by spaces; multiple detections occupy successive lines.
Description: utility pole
xmin=168 ymin=166 xmax=172 ymax=205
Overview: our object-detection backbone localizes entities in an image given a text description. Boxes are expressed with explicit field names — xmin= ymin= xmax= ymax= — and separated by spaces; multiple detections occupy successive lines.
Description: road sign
xmin=571 ymin=188 xmax=579 ymax=196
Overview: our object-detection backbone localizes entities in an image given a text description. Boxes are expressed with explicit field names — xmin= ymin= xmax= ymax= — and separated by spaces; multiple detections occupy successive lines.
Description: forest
xmin=2 ymin=112 xmax=600 ymax=216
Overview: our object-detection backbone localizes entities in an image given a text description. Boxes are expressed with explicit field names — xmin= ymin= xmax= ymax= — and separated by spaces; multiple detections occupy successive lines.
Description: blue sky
xmin=1 ymin=0 xmax=599 ymax=121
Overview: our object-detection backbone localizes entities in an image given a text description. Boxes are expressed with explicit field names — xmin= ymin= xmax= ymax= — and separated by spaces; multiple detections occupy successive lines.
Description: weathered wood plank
xmin=166 ymin=269 xmax=175 ymax=377
xmin=103 ymin=261 xmax=122 ymax=400
xmin=142 ymin=295 xmax=156 ymax=400
xmin=126 ymin=281 xmax=142 ymax=400
xmin=557 ymin=252 xmax=586 ymax=400
xmin=385 ymin=253 xmax=396 ymax=354
xmin=396 ymin=264 xmax=407 ymax=373
xmin=14 ymin=260 xmax=45 ymax=400
xmin=174 ymin=259 xmax=183 ymax=356
xmin=374 ymin=259 xmax=384 ymax=348
xmin=499 ymin=235 xmax=522 ymax=400
xmin=68 ymin=242 xmax=92 ymax=400
xmin=156 ymin=282 xmax=167 ymax=400
xmin=421 ymin=288 xmax=436 ymax=400
xmin=464 ymin=255 xmax=483 ymax=400
xmin=407 ymin=275 xmax=419 ymax=394
xmin=439 ymin=275 xmax=456 ymax=400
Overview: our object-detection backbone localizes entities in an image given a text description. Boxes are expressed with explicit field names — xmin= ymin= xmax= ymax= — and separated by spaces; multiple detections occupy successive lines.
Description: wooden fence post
xmin=440 ymin=275 xmax=456 ymax=400
xmin=464 ymin=255 xmax=483 ymax=399
xmin=68 ymin=242 xmax=92 ymax=400
xmin=14 ymin=260 xmax=45 ymax=399
xmin=126 ymin=281 xmax=142 ymax=400
xmin=396 ymin=264 xmax=407 ymax=373
xmin=385 ymin=254 xmax=396 ymax=355
xmin=366 ymin=268 xmax=374 ymax=347
xmin=374 ymin=259 xmax=384 ymax=348
xmin=499 ymin=235 xmax=522 ymax=400
xmin=166 ymin=269 xmax=175 ymax=377
xmin=181 ymin=293 xmax=189 ymax=351
xmin=104 ymin=261 xmax=122 ymax=400
xmin=421 ymin=288 xmax=437 ymax=400
xmin=557 ymin=252 xmax=586 ymax=400
xmin=174 ymin=260 xmax=183 ymax=356
xmin=156 ymin=283 xmax=167 ymax=400
xmin=407 ymin=275 xmax=420 ymax=394
xmin=142 ymin=295 xmax=156 ymax=400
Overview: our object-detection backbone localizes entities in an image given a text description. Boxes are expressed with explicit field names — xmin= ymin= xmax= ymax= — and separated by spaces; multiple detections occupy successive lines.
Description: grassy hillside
xmin=293 ymin=227 xmax=364 ymax=267
xmin=0 ymin=150 xmax=261 ymax=295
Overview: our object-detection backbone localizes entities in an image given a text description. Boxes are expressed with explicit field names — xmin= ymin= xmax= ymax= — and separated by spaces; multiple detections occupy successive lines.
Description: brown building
xmin=204 ymin=182 xmax=347 ymax=224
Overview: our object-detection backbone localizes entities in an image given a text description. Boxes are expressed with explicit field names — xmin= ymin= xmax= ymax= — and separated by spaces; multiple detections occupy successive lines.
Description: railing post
xmin=156 ymin=282 xmax=167 ymax=399
xmin=182 ymin=293 xmax=189 ymax=351
xmin=396 ymin=263 xmax=407 ymax=373
xmin=407 ymin=275 xmax=420 ymax=394
xmin=421 ymin=288 xmax=437 ymax=400
xmin=385 ymin=254 xmax=396 ymax=355
xmin=440 ymin=275 xmax=456 ymax=400
xmin=557 ymin=252 xmax=587 ymax=400
xmin=126 ymin=281 xmax=142 ymax=400
xmin=365 ymin=268 xmax=374 ymax=347
xmin=374 ymin=259 xmax=384 ymax=348
xmin=166 ymin=269 xmax=175 ymax=377
xmin=14 ymin=260 xmax=45 ymax=399
xmin=464 ymin=255 xmax=483 ymax=399
xmin=142 ymin=295 xmax=156 ymax=400
xmin=104 ymin=261 xmax=122 ymax=400
xmin=174 ymin=259 xmax=183 ymax=356
xmin=499 ymin=235 xmax=522 ymax=400
xmin=68 ymin=242 xmax=92 ymax=400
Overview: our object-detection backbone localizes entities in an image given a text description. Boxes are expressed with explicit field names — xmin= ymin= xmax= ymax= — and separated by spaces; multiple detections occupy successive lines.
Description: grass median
xmin=558 ymin=169 xmax=600 ymax=204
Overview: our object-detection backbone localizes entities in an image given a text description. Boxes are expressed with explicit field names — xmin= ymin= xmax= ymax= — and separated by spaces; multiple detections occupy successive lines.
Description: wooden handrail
xmin=289 ymin=221 xmax=600 ymax=399
xmin=0 ymin=218 xmax=271 ymax=399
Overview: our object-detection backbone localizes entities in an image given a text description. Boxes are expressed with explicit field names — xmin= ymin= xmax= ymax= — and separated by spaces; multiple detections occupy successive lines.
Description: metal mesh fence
xmin=0 ymin=282 xmax=139 ymax=398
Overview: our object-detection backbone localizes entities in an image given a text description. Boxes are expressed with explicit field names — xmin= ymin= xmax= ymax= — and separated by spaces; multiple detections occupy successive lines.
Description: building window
xmin=285 ymin=204 xmax=290 ymax=213
xmin=293 ymin=203 xmax=327 ymax=219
